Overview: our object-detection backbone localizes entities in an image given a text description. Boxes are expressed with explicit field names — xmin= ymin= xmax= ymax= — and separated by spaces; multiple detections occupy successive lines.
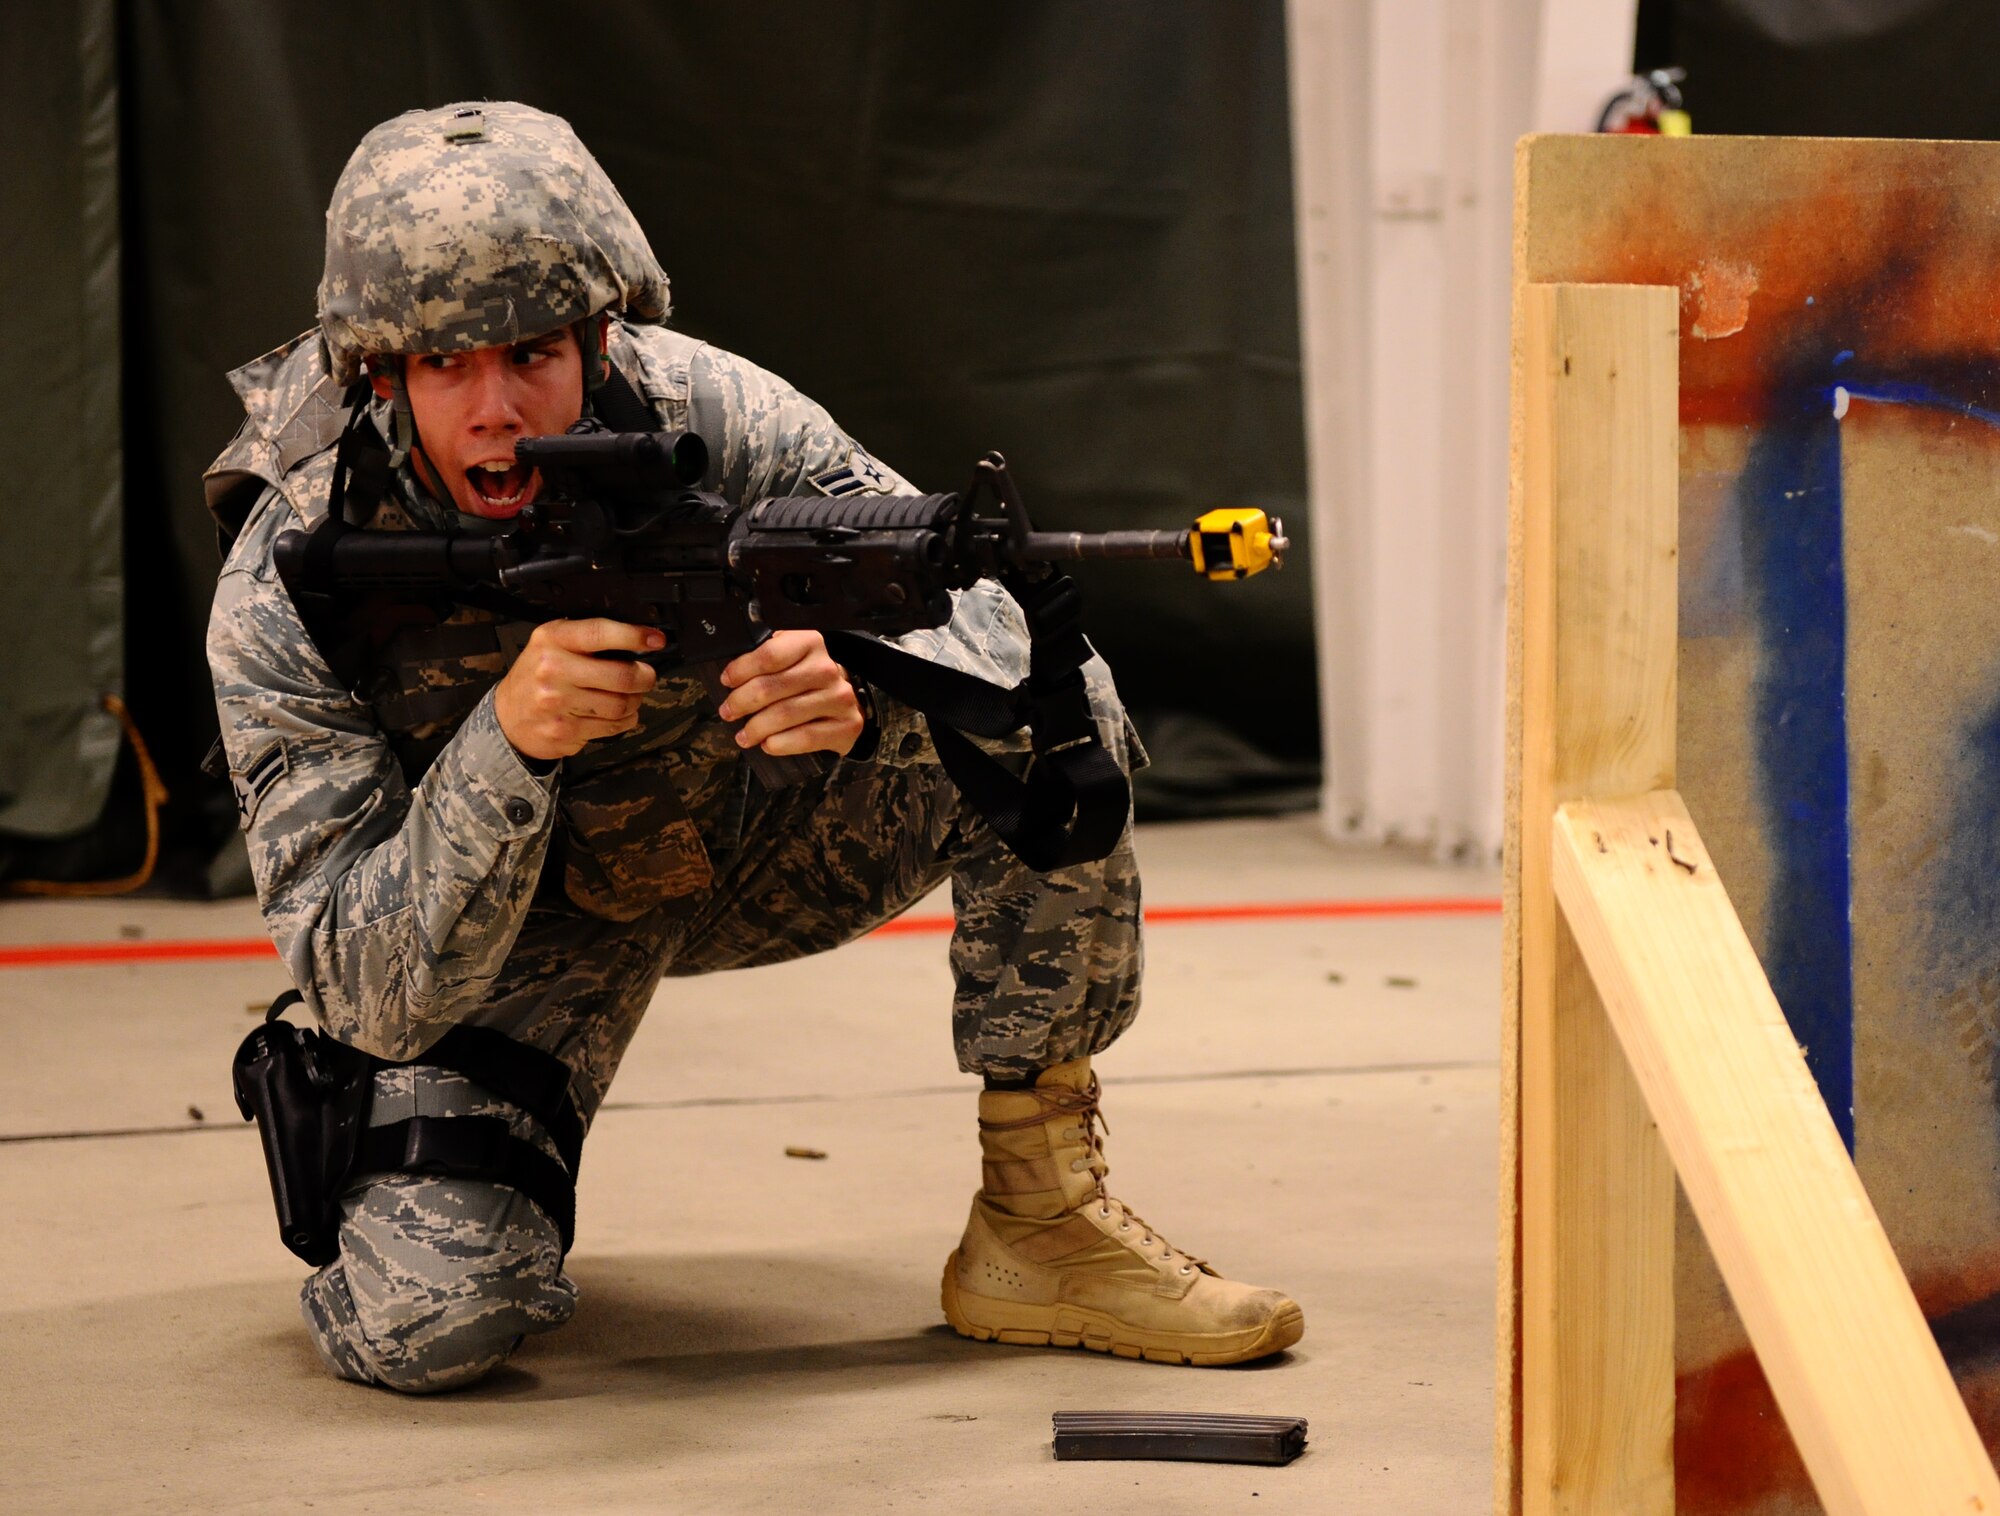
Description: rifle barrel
xmin=1018 ymin=530 xmax=1190 ymax=561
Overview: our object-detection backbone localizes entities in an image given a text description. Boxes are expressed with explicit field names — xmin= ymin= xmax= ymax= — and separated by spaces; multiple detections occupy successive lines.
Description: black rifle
xmin=273 ymin=425 xmax=1284 ymax=867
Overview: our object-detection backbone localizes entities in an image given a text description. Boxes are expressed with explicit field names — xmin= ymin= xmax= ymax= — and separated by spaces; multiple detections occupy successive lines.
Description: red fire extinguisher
xmin=1597 ymin=67 xmax=1692 ymax=135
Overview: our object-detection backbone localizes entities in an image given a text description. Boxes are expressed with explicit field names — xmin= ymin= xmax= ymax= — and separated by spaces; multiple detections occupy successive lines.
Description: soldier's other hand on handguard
xmin=494 ymin=618 xmax=662 ymax=761
xmin=717 ymin=629 xmax=866 ymax=758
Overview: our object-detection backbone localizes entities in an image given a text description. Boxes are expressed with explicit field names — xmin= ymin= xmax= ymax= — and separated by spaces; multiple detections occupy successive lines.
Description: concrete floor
xmin=0 ymin=815 xmax=1501 ymax=1515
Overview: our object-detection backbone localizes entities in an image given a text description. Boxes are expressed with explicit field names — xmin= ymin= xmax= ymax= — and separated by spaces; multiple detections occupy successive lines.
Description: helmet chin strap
xmin=576 ymin=317 xmax=610 ymax=405
xmin=368 ymin=358 xmax=419 ymax=471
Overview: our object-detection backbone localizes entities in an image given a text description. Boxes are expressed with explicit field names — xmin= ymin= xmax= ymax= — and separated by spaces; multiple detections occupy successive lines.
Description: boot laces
xmin=1094 ymin=1191 xmax=1205 ymax=1272
xmin=1060 ymin=1082 xmax=1207 ymax=1276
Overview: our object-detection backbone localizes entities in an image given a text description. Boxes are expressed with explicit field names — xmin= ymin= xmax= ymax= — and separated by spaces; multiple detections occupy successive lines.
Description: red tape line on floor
xmin=0 ymin=897 xmax=1500 ymax=969
xmin=868 ymin=897 xmax=1503 ymax=935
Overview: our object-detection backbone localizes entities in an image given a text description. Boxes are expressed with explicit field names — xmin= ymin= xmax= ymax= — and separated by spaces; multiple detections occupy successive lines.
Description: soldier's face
xmin=380 ymin=329 xmax=586 ymax=520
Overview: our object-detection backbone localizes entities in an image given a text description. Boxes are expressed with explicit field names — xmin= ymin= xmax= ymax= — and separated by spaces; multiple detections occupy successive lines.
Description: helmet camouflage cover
xmin=317 ymin=100 xmax=670 ymax=386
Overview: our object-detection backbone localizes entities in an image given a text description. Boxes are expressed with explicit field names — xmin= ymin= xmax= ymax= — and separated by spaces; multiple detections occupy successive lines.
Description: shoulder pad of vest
xmin=608 ymin=321 xmax=710 ymax=414
xmin=204 ymin=330 xmax=354 ymax=542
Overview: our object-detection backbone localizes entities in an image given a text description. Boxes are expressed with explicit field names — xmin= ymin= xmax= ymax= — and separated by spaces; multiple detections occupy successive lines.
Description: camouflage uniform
xmin=205 ymin=103 xmax=1144 ymax=1393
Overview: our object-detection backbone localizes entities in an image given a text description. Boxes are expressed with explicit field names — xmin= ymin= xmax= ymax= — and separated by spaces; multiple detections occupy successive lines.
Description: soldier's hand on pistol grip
xmin=717 ymin=630 xmax=866 ymax=758
xmin=495 ymin=618 xmax=661 ymax=761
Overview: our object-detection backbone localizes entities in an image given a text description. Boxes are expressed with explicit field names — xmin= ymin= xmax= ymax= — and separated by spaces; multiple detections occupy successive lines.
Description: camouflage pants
xmin=302 ymin=691 xmax=1143 ymax=1392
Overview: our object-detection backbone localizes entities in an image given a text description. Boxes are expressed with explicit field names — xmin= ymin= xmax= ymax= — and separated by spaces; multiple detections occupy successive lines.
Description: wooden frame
xmin=1502 ymin=282 xmax=2000 ymax=1515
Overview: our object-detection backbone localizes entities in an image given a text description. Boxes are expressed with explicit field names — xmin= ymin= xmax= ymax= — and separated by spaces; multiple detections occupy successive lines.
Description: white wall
xmin=1287 ymin=0 xmax=1636 ymax=861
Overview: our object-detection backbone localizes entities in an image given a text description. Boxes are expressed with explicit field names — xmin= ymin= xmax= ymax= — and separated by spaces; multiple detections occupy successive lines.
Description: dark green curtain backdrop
xmin=0 ymin=1 xmax=123 ymax=843
xmin=73 ymin=0 xmax=1313 ymax=889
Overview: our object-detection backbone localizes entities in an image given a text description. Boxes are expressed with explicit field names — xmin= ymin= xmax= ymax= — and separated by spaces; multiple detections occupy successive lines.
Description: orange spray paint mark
xmin=1688 ymin=260 xmax=1759 ymax=341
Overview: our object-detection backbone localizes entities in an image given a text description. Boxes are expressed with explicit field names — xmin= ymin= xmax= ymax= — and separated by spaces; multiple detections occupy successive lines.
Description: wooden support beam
xmin=1553 ymin=792 xmax=2000 ymax=1516
xmin=1508 ymin=282 xmax=1679 ymax=1514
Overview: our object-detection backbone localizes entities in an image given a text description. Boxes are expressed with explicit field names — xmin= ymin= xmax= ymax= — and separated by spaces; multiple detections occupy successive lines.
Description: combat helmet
xmin=317 ymin=100 xmax=669 ymax=454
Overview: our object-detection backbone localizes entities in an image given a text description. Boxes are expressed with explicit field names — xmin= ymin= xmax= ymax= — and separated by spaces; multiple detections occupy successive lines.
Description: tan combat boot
xmin=941 ymin=1058 xmax=1304 ymax=1366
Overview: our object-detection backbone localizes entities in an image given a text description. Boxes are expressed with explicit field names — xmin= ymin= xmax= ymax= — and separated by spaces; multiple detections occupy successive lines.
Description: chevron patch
xmin=808 ymin=448 xmax=891 ymax=498
xmin=230 ymin=741 xmax=288 ymax=830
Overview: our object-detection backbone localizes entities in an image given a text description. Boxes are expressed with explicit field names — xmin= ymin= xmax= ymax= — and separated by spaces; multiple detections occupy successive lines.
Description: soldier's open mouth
xmin=468 ymin=461 xmax=534 ymax=509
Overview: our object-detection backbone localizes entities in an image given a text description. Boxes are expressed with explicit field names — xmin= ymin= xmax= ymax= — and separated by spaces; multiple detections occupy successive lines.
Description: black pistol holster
xmin=231 ymin=991 xmax=585 ymax=1267
xmin=230 ymin=992 xmax=372 ymax=1266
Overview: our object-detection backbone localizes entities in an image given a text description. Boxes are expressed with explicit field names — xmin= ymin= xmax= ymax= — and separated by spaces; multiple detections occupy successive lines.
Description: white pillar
xmin=1289 ymin=0 xmax=1610 ymax=860
xmin=1285 ymin=0 xmax=1374 ymax=840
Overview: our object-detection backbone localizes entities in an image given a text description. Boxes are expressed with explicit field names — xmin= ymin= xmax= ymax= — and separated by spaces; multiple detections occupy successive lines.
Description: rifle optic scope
xmin=516 ymin=428 xmax=709 ymax=493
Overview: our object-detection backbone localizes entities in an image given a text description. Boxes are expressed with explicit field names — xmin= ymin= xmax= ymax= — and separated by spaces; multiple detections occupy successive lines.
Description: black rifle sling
xmin=825 ymin=635 xmax=1027 ymax=739
xmin=328 ymin=387 xmax=393 ymax=529
xmin=824 ymin=564 xmax=1131 ymax=872
xmin=588 ymin=362 xmax=659 ymax=433
xmin=277 ymin=394 xmax=404 ymax=695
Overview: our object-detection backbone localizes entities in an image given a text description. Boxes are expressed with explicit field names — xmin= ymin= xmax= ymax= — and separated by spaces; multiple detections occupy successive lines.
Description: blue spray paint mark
xmin=1738 ymin=396 xmax=1855 ymax=1148
xmin=1834 ymin=381 xmax=2000 ymax=430
xmin=1749 ymin=375 xmax=2000 ymax=1154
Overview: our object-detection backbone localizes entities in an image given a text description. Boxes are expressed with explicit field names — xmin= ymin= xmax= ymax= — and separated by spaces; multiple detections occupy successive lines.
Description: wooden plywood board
xmin=1515 ymin=133 xmax=2000 ymax=1515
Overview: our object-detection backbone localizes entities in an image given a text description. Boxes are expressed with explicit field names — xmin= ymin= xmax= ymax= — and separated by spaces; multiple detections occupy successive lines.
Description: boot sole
xmin=939 ymin=1251 xmax=1304 ymax=1367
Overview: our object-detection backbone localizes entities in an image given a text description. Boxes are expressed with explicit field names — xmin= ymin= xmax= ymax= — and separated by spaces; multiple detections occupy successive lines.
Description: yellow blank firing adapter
xmin=1189 ymin=509 xmax=1287 ymax=580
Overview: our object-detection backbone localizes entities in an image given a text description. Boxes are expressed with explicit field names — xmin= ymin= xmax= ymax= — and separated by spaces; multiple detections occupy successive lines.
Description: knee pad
xmin=304 ymin=1174 xmax=577 ymax=1393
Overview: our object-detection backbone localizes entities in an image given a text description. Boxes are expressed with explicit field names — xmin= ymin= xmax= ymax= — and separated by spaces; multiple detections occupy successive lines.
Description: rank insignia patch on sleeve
xmin=230 ymin=742 xmax=288 ymax=830
xmin=808 ymin=449 xmax=891 ymax=498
